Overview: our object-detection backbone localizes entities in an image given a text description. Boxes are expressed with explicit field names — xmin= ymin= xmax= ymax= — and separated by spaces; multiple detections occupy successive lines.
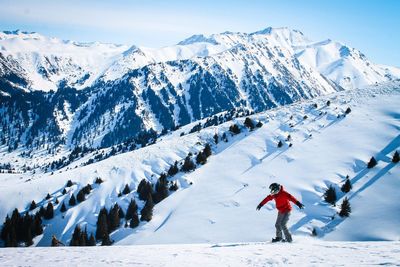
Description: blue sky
xmin=1 ymin=0 xmax=399 ymax=66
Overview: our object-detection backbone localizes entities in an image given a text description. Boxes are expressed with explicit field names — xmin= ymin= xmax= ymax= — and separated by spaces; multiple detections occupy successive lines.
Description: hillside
xmin=1 ymin=82 xmax=399 ymax=247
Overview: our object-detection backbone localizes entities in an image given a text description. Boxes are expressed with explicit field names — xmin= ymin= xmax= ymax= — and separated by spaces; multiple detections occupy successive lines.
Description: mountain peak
xmin=177 ymin=34 xmax=220 ymax=46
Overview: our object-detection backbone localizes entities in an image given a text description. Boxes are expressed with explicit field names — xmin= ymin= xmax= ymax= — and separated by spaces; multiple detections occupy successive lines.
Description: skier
xmin=256 ymin=183 xmax=304 ymax=243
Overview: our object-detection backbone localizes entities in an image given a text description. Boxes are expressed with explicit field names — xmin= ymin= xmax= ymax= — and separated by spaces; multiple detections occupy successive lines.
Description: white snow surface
xmin=0 ymin=240 xmax=399 ymax=266
xmin=0 ymin=82 xmax=399 ymax=249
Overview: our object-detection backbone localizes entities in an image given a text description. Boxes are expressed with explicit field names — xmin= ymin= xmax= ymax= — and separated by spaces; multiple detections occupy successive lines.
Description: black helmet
xmin=269 ymin=183 xmax=281 ymax=195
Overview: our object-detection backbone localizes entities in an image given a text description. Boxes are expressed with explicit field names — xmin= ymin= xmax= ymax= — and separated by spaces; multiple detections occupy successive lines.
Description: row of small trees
xmin=323 ymin=150 xmax=399 ymax=219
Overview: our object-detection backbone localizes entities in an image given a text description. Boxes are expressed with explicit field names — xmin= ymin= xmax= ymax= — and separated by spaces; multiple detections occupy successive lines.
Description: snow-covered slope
xmin=1 ymin=240 xmax=399 ymax=266
xmin=0 ymin=30 xmax=129 ymax=91
xmin=1 ymin=82 xmax=399 ymax=247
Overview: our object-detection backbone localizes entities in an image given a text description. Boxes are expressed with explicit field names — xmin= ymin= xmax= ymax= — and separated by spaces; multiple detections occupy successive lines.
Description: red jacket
xmin=258 ymin=186 xmax=299 ymax=213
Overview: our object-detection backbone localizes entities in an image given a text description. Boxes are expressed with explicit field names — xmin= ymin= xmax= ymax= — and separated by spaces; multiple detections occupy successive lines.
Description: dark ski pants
xmin=275 ymin=211 xmax=292 ymax=241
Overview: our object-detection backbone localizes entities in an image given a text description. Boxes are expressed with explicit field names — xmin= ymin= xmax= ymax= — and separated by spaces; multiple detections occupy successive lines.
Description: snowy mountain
xmin=2 ymin=27 xmax=399 ymax=162
xmin=1 ymin=82 xmax=399 ymax=248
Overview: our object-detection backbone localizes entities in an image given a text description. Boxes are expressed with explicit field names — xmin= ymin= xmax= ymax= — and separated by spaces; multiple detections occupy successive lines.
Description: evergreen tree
xmin=277 ymin=140 xmax=283 ymax=148
xmin=44 ymin=202 xmax=54 ymax=220
xmin=96 ymin=208 xmax=109 ymax=240
xmin=62 ymin=188 xmax=67 ymax=195
xmin=60 ymin=202 xmax=67 ymax=212
xmin=181 ymin=155 xmax=196 ymax=172
xmin=69 ymin=194 xmax=76 ymax=206
xmin=324 ymin=185 xmax=337 ymax=205
xmin=79 ymin=228 xmax=88 ymax=246
xmin=392 ymin=151 xmax=399 ymax=163
xmin=88 ymin=233 xmax=96 ymax=246
xmin=367 ymin=157 xmax=377 ymax=168
xmin=229 ymin=124 xmax=241 ymax=135
xmin=55 ymin=198 xmax=59 ymax=205
xmin=345 ymin=107 xmax=352 ymax=114
xmin=203 ymin=144 xmax=212 ymax=158
xmin=66 ymin=180 xmax=73 ymax=187
xmin=45 ymin=193 xmax=51 ymax=200
xmin=76 ymin=190 xmax=85 ymax=203
xmin=130 ymin=212 xmax=140 ymax=228
xmin=244 ymin=117 xmax=255 ymax=130
xmin=326 ymin=100 xmax=331 ymax=106
xmin=167 ymin=161 xmax=179 ymax=176
xmin=137 ymin=179 xmax=154 ymax=201
xmin=213 ymin=133 xmax=219 ymax=144
xmin=109 ymin=204 xmax=120 ymax=232
xmin=32 ymin=213 xmax=43 ymax=236
xmin=29 ymin=200 xmax=37 ymax=211
xmin=101 ymin=232 xmax=112 ymax=246
xmin=125 ymin=199 xmax=138 ymax=220
xmin=341 ymin=178 xmax=352 ymax=193
xmin=339 ymin=197 xmax=351 ymax=217
xmin=140 ymin=194 xmax=154 ymax=222
xmin=70 ymin=225 xmax=81 ymax=246
xmin=196 ymin=151 xmax=207 ymax=165
xmin=154 ymin=175 xmax=168 ymax=203
xmin=95 ymin=177 xmax=104 ymax=184
xmin=255 ymin=121 xmax=263 ymax=128
xmin=122 ymin=184 xmax=131 ymax=195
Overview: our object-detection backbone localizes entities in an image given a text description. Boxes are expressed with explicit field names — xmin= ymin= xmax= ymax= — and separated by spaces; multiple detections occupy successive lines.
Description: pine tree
xmin=196 ymin=151 xmax=207 ymax=165
xmin=95 ymin=177 xmax=104 ymax=184
xmin=277 ymin=140 xmax=283 ymax=148
xmin=229 ymin=124 xmax=241 ymax=135
xmin=213 ymin=133 xmax=219 ymax=144
xmin=109 ymin=204 xmax=120 ymax=232
xmin=96 ymin=208 xmax=109 ymax=240
xmin=60 ymin=202 xmax=67 ymax=212
xmin=77 ymin=190 xmax=85 ymax=203
xmin=244 ymin=117 xmax=255 ymax=130
xmin=324 ymin=185 xmax=337 ymax=205
xmin=326 ymin=100 xmax=331 ymax=106
xmin=167 ymin=161 xmax=179 ymax=176
xmin=181 ymin=155 xmax=196 ymax=172
xmin=70 ymin=225 xmax=81 ymax=246
xmin=339 ymin=197 xmax=351 ymax=217
xmin=392 ymin=151 xmax=399 ymax=163
xmin=154 ymin=175 xmax=168 ymax=203
xmin=255 ymin=121 xmax=263 ymax=128
xmin=341 ymin=178 xmax=352 ymax=193
xmin=130 ymin=212 xmax=140 ymax=228
xmin=88 ymin=233 xmax=96 ymax=246
xmin=203 ymin=144 xmax=212 ymax=158
xmin=54 ymin=198 xmax=59 ymax=205
xmin=125 ymin=199 xmax=138 ymax=220
xmin=32 ymin=213 xmax=43 ymax=236
xmin=140 ymin=194 xmax=154 ymax=222
xmin=44 ymin=202 xmax=54 ymax=220
xmin=137 ymin=179 xmax=154 ymax=201
xmin=66 ymin=180 xmax=73 ymax=187
xmin=101 ymin=232 xmax=112 ymax=246
xmin=122 ymin=184 xmax=131 ymax=195
xmin=62 ymin=188 xmax=67 ymax=195
xmin=69 ymin=194 xmax=76 ymax=206
xmin=29 ymin=200 xmax=37 ymax=211
xmin=45 ymin=193 xmax=51 ymax=200
xmin=367 ymin=157 xmax=377 ymax=168
xmin=345 ymin=107 xmax=352 ymax=114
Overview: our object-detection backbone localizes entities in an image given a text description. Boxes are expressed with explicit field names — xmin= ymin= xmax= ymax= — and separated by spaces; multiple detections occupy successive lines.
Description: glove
xmin=296 ymin=201 xmax=304 ymax=209
xmin=256 ymin=204 xmax=262 ymax=211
